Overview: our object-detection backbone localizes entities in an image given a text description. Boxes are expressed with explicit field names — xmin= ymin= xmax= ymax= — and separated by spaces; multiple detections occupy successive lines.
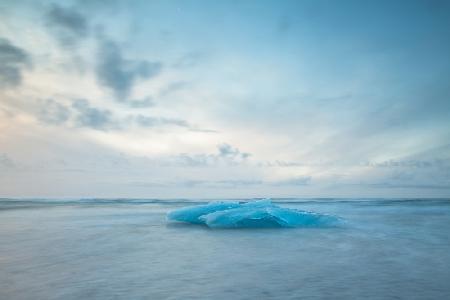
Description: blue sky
xmin=0 ymin=0 xmax=449 ymax=198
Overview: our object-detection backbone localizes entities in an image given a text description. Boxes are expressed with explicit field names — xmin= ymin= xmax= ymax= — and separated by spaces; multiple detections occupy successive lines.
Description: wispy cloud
xmin=126 ymin=97 xmax=155 ymax=108
xmin=0 ymin=38 xmax=31 ymax=88
xmin=134 ymin=115 xmax=189 ymax=128
xmin=158 ymin=81 xmax=190 ymax=97
xmin=172 ymin=52 xmax=206 ymax=69
xmin=274 ymin=176 xmax=312 ymax=186
xmin=0 ymin=154 xmax=15 ymax=169
xmin=96 ymin=38 xmax=162 ymax=102
xmin=38 ymin=99 xmax=71 ymax=125
xmin=33 ymin=97 xmax=203 ymax=132
xmin=355 ymin=182 xmax=450 ymax=190
xmin=217 ymin=143 xmax=251 ymax=160
xmin=172 ymin=144 xmax=251 ymax=167
xmin=365 ymin=159 xmax=441 ymax=168
xmin=72 ymin=99 xmax=117 ymax=130
xmin=129 ymin=176 xmax=311 ymax=189
xmin=45 ymin=4 xmax=89 ymax=46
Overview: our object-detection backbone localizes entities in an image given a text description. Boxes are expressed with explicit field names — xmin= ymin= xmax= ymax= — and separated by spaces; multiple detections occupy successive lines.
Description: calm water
xmin=1 ymin=198 xmax=450 ymax=300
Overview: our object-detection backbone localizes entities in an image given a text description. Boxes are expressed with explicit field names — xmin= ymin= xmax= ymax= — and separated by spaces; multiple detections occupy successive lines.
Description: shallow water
xmin=1 ymin=198 xmax=450 ymax=300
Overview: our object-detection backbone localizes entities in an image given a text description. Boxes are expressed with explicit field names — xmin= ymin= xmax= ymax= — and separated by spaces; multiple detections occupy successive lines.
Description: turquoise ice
xmin=167 ymin=200 xmax=340 ymax=228
xmin=166 ymin=201 xmax=240 ymax=224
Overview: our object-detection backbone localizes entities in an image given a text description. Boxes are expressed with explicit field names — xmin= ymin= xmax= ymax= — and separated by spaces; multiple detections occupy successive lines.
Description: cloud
xmin=134 ymin=115 xmax=189 ymax=128
xmin=0 ymin=154 xmax=15 ymax=169
xmin=0 ymin=38 xmax=31 ymax=88
xmin=218 ymin=143 xmax=251 ymax=160
xmin=188 ymin=127 xmax=219 ymax=133
xmin=127 ymin=96 xmax=155 ymax=108
xmin=129 ymin=179 xmax=259 ymax=189
xmin=34 ymin=98 xmax=197 ymax=131
xmin=360 ymin=182 xmax=450 ymax=190
xmin=177 ymin=179 xmax=263 ymax=188
xmin=128 ymin=177 xmax=312 ymax=189
xmin=72 ymin=99 xmax=117 ymax=130
xmin=172 ymin=52 xmax=205 ymax=68
xmin=366 ymin=159 xmax=439 ymax=168
xmin=272 ymin=176 xmax=312 ymax=186
xmin=45 ymin=4 xmax=89 ymax=46
xmin=96 ymin=38 xmax=162 ymax=101
xmin=158 ymin=81 xmax=190 ymax=97
xmin=133 ymin=112 xmax=215 ymax=133
xmin=38 ymin=99 xmax=71 ymax=125
xmin=172 ymin=144 xmax=251 ymax=167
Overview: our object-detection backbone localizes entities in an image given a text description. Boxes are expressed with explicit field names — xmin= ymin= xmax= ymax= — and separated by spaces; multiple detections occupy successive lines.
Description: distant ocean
xmin=1 ymin=198 xmax=450 ymax=299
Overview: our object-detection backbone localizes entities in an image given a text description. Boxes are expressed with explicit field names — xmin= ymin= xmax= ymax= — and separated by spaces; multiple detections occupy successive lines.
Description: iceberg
xmin=167 ymin=200 xmax=340 ymax=228
xmin=166 ymin=201 xmax=240 ymax=224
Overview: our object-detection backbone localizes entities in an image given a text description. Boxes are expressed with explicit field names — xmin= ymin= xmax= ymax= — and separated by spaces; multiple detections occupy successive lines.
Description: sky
xmin=0 ymin=0 xmax=450 ymax=198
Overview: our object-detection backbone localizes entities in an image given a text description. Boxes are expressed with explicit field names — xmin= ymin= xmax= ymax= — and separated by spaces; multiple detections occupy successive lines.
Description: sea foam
xmin=167 ymin=200 xmax=340 ymax=228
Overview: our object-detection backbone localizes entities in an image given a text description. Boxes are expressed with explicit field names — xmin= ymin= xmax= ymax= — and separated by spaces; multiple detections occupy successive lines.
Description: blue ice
xmin=166 ymin=201 xmax=240 ymax=224
xmin=167 ymin=200 xmax=340 ymax=228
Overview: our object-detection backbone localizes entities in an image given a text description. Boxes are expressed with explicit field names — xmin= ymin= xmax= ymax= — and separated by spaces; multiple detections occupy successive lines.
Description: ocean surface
xmin=1 ymin=198 xmax=450 ymax=300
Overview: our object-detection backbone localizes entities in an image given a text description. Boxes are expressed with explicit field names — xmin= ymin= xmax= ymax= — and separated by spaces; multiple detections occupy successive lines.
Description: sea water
xmin=1 ymin=198 xmax=450 ymax=299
